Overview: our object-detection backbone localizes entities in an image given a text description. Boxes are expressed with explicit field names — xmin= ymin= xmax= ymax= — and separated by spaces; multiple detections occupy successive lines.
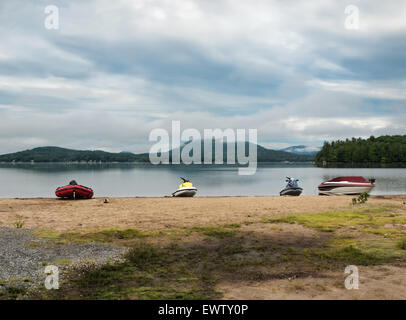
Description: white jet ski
xmin=172 ymin=177 xmax=197 ymax=197
xmin=280 ymin=177 xmax=303 ymax=196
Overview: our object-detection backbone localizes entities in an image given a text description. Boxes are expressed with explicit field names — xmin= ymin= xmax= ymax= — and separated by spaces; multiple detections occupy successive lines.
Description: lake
xmin=0 ymin=163 xmax=405 ymax=198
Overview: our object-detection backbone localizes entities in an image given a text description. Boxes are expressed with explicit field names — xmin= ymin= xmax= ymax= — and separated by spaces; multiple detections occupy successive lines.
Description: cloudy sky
xmin=0 ymin=0 xmax=405 ymax=154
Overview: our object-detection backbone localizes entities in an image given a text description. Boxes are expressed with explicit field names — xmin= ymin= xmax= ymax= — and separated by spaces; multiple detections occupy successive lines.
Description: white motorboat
xmin=318 ymin=176 xmax=375 ymax=196
xmin=172 ymin=177 xmax=197 ymax=197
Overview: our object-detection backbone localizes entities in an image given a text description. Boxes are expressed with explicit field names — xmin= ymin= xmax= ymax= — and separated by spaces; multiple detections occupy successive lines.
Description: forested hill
xmin=0 ymin=144 xmax=314 ymax=163
xmin=315 ymin=135 xmax=406 ymax=164
xmin=0 ymin=147 xmax=150 ymax=163
xmin=166 ymin=141 xmax=315 ymax=162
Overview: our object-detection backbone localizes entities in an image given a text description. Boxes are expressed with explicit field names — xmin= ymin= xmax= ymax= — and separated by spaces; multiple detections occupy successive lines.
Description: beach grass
xmin=262 ymin=205 xmax=406 ymax=233
xmin=1 ymin=198 xmax=402 ymax=300
xmin=31 ymin=201 xmax=406 ymax=300
xmin=398 ymin=239 xmax=406 ymax=250
xmin=0 ymin=286 xmax=27 ymax=300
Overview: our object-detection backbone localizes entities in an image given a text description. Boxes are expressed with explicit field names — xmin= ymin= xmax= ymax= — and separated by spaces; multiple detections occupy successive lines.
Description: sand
xmin=218 ymin=264 xmax=406 ymax=300
xmin=1 ymin=195 xmax=405 ymax=300
xmin=0 ymin=195 xmax=403 ymax=232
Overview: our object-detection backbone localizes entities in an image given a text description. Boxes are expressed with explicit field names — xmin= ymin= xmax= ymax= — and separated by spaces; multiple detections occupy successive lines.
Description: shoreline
xmin=1 ymin=194 xmax=405 ymax=200
xmin=1 ymin=194 xmax=406 ymax=300
xmin=1 ymin=195 xmax=405 ymax=232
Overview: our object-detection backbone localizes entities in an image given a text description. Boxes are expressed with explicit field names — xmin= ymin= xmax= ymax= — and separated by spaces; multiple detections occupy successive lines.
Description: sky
xmin=0 ymin=0 xmax=405 ymax=154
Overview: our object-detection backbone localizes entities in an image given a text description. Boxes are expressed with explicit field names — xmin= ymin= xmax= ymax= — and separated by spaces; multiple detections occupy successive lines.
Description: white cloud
xmin=308 ymin=79 xmax=406 ymax=100
xmin=0 ymin=0 xmax=405 ymax=154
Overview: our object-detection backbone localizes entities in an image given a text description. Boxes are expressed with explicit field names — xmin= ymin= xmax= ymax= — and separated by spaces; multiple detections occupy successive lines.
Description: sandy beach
xmin=1 ymin=195 xmax=406 ymax=300
xmin=1 ymin=195 xmax=404 ymax=232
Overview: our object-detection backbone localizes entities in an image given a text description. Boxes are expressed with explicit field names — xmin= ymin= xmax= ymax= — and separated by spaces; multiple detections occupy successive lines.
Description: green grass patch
xmin=125 ymin=243 xmax=166 ymax=268
xmin=311 ymin=237 xmax=406 ymax=266
xmin=0 ymin=286 xmax=27 ymax=300
xmin=26 ymin=242 xmax=41 ymax=248
xmin=53 ymin=258 xmax=73 ymax=265
xmin=191 ymin=226 xmax=236 ymax=238
xmin=263 ymin=205 xmax=406 ymax=232
xmin=35 ymin=228 xmax=151 ymax=243
xmin=307 ymin=245 xmax=384 ymax=266
xmin=362 ymin=228 xmax=405 ymax=238
xmin=356 ymin=239 xmax=406 ymax=260
xmin=34 ymin=230 xmax=60 ymax=239
xmin=38 ymin=241 xmax=220 ymax=300
xmin=64 ymin=228 xmax=150 ymax=242
xmin=397 ymin=239 xmax=406 ymax=250
xmin=223 ymin=223 xmax=242 ymax=228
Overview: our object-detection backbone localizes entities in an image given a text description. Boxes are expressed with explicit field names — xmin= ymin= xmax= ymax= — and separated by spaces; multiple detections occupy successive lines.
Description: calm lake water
xmin=0 ymin=163 xmax=405 ymax=198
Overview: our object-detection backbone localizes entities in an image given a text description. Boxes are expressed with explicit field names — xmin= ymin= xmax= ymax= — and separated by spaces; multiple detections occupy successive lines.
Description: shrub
xmin=14 ymin=220 xmax=24 ymax=229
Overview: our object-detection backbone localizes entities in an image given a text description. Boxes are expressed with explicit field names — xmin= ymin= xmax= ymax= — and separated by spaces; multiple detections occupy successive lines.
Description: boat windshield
xmin=327 ymin=176 xmax=369 ymax=183
xmin=286 ymin=178 xmax=299 ymax=188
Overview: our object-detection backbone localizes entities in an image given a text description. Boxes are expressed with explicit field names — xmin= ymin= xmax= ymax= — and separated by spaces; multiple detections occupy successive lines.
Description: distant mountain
xmin=0 ymin=143 xmax=315 ymax=163
xmin=0 ymin=146 xmax=149 ymax=163
xmin=156 ymin=140 xmax=314 ymax=163
xmin=280 ymin=145 xmax=320 ymax=155
xmin=258 ymin=143 xmax=314 ymax=162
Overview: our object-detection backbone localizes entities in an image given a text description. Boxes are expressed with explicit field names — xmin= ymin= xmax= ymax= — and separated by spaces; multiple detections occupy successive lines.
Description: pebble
xmin=0 ymin=227 xmax=126 ymax=294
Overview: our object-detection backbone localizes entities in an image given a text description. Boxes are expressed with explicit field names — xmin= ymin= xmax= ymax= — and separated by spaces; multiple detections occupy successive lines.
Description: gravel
xmin=0 ymin=227 xmax=126 ymax=294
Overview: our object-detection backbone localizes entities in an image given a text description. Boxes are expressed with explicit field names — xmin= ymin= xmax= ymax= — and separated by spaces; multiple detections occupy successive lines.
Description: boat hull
xmin=318 ymin=185 xmax=374 ymax=196
xmin=280 ymin=187 xmax=303 ymax=196
xmin=172 ymin=187 xmax=197 ymax=197
xmin=55 ymin=185 xmax=94 ymax=199
xmin=318 ymin=176 xmax=375 ymax=196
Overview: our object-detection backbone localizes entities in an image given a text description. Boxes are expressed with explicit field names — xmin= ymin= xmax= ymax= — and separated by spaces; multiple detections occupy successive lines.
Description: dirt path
xmin=219 ymin=264 xmax=406 ymax=300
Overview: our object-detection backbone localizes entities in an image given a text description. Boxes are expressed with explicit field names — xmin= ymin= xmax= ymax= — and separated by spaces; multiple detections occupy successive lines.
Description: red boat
xmin=55 ymin=180 xmax=94 ymax=199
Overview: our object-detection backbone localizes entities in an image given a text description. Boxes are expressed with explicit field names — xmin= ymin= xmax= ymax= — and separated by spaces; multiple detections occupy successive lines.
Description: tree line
xmin=0 ymin=144 xmax=314 ymax=163
xmin=0 ymin=147 xmax=149 ymax=163
xmin=315 ymin=135 xmax=406 ymax=164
